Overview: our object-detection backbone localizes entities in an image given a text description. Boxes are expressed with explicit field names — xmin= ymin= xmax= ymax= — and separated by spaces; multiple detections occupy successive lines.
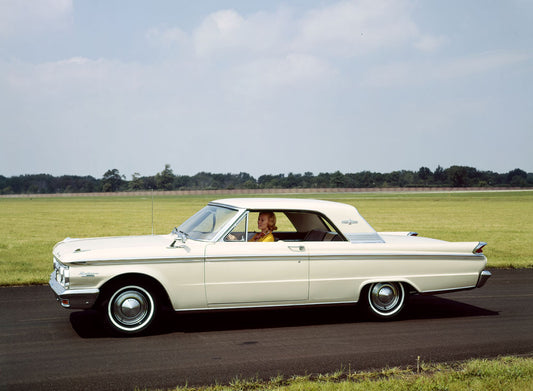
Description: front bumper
xmin=49 ymin=271 xmax=100 ymax=309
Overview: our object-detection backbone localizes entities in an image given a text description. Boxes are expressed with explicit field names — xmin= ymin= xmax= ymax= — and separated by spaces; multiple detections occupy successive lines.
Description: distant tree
xmin=0 ymin=175 xmax=8 ymax=194
xmin=476 ymin=170 xmax=498 ymax=187
xmin=211 ymin=173 xmax=225 ymax=189
xmin=447 ymin=166 xmax=467 ymax=187
xmin=301 ymin=172 xmax=315 ymax=188
xmin=155 ymin=164 xmax=175 ymax=190
xmin=129 ymin=173 xmax=144 ymax=190
xmin=315 ymin=172 xmax=332 ymax=188
xmin=102 ymin=169 xmax=124 ymax=192
xmin=236 ymin=172 xmax=256 ymax=188
xmin=387 ymin=171 xmax=401 ymax=187
xmin=331 ymin=171 xmax=345 ymax=188
xmin=507 ymin=168 xmax=527 ymax=187
xmin=191 ymin=172 xmax=215 ymax=189
xmin=417 ymin=167 xmax=433 ymax=185
xmin=1 ymin=166 xmax=531 ymax=194
xmin=527 ymin=173 xmax=533 ymax=186
xmin=241 ymin=179 xmax=257 ymax=189
xmin=446 ymin=166 xmax=480 ymax=187
xmin=349 ymin=171 xmax=375 ymax=188
xmin=142 ymin=175 xmax=157 ymax=189
xmin=434 ymin=165 xmax=446 ymax=185
xmin=385 ymin=171 xmax=412 ymax=187
xmin=258 ymin=174 xmax=284 ymax=188
xmin=173 ymin=175 xmax=190 ymax=189
xmin=285 ymin=173 xmax=302 ymax=188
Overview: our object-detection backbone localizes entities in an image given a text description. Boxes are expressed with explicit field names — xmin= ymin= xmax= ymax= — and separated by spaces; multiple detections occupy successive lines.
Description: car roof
xmin=209 ymin=198 xmax=382 ymax=243
xmin=210 ymin=197 xmax=350 ymax=212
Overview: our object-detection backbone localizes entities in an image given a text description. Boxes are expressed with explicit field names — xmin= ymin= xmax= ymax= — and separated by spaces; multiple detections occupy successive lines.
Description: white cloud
xmin=146 ymin=26 xmax=189 ymax=49
xmin=0 ymin=0 xmax=73 ymax=38
xmin=363 ymin=51 xmax=531 ymax=87
xmin=413 ymin=35 xmax=449 ymax=52
xmin=193 ymin=10 xmax=246 ymax=57
xmin=292 ymin=0 xmax=419 ymax=56
xmin=4 ymin=57 xmax=144 ymax=99
xmin=435 ymin=51 xmax=531 ymax=80
xmin=151 ymin=0 xmax=433 ymax=98
xmin=191 ymin=8 xmax=293 ymax=58
xmin=185 ymin=1 xmax=428 ymax=60
xmin=227 ymin=53 xmax=336 ymax=97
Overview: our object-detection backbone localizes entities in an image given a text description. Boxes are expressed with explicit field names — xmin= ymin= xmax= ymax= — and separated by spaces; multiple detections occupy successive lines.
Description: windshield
xmin=177 ymin=205 xmax=239 ymax=241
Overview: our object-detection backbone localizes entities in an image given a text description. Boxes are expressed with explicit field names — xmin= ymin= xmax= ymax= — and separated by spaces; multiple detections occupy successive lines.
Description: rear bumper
xmin=49 ymin=271 xmax=99 ymax=309
xmin=476 ymin=270 xmax=492 ymax=288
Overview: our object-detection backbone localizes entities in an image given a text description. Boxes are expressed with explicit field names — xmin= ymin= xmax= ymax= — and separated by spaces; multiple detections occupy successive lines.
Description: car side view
xmin=50 ymin=198 xmax=491 ymax=335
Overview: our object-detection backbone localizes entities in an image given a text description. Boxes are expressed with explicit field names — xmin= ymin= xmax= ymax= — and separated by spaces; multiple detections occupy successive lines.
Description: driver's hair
xmin=260 ymin=211 xmax=278 ymax=231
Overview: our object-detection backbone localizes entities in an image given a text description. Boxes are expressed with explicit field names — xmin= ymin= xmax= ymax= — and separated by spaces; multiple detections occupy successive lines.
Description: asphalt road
xmin=1 ymin=269 xmax=532 ymax=391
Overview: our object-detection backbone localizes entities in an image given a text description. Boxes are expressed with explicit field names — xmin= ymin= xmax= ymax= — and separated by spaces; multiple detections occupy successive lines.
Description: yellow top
xmin=250 ymin=232 xmax=275 ymax=242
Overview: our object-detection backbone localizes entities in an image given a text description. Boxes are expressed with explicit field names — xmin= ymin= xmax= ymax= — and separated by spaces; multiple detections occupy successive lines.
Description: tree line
xmin=0 ymin=165 xmax=531 ymax=195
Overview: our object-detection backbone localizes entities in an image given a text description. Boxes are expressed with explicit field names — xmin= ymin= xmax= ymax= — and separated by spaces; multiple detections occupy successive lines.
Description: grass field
xmin=0 ymin=190 xmax=531 ymax=286
xmin=142 ymin=356 xmax=533 ymax=391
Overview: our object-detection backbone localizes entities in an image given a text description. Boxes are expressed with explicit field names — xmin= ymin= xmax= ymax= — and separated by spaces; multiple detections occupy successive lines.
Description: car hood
xmin=53 ymin=234 xmax=198 ymax=264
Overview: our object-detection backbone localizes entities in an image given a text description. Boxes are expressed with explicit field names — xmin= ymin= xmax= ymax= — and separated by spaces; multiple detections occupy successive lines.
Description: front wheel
xmin=105 ymin=284 xmax=157 ymax=335
xmin=366 ymin=282 xmax=406 ymax=319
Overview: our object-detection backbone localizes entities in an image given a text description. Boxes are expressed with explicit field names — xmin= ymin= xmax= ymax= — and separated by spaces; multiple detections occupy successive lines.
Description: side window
xmin=247 ymin=211 xmax=296 ymax=234
xmin=225 ymin=215 xmax=247 ymax=242
xmin=284 ymin=212 xmax=344 ymax=242
xmin=275 ymin=213 xmax=297 ymax=232
xmin=223 ymin=210 xmax=343 ymax=242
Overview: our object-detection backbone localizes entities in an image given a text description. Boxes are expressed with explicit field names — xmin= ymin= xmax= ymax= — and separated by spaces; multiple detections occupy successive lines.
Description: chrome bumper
xmin=49 ymin=271 xmax=100 ymax=309
xmin=476 ymin=270 xmax=492 ymax=288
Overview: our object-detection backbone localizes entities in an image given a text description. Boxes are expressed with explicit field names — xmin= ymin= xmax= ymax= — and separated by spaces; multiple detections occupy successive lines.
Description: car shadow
xmin=70 ymin=295 xmax=498 ymax=338
xmin=69 ymin=310 xmax=109 ymax=338
xmin=403 ymin=294 xmax=499 ymax=320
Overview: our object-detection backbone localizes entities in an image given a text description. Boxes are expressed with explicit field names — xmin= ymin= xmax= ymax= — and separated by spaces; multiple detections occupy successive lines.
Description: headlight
xmin=54 ymin=258 xmax=70 ymax=288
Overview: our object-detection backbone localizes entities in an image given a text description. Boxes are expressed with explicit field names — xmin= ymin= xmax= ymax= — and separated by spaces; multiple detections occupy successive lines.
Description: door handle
xmin=288 ymin=245 xmax=305 ymax=252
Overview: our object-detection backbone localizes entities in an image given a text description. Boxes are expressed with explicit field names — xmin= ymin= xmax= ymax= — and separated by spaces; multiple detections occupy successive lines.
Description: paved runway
xmin=1 ymin=269 xmax=532 ymax=390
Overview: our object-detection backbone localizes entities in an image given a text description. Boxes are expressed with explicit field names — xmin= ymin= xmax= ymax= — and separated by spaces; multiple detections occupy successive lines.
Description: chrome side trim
xmin=345 ymin=233 xmax=385 ymax=243
xmin=476 ymin=270 xmax=492 ymax=288
xmin=418 ymin=285 xmax=477 ymax=295
xmin=174 ymin=300 xmax=359 ymax=312
xmin=49 ymin=271 xmax=100 ymax=309
xmin=68 ymin=257 xmax=205 ymax=266
xmin=308 ymin=254 xmax=483 ymax=262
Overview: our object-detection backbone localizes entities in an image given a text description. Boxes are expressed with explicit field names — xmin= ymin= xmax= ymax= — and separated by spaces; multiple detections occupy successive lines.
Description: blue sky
xmin=1 ymin=0 xmax=531 ymax=179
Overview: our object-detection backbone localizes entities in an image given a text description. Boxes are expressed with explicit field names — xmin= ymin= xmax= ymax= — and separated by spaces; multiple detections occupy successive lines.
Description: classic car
xmin=49 ymin=198 xmax=491 ymax=335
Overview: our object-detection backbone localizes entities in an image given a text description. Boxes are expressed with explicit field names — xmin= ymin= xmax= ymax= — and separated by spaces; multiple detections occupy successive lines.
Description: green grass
xmin=0 ymin=191 xmax=531 ymax=285
xmin=138 ymin=355 xmax=533 ymax=391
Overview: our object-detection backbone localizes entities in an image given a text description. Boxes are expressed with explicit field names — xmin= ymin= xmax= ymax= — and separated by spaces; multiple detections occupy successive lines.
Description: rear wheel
xmin=104 ymin=284 xmax=157 ymax=335
xmin=366 ymin=282 xmax=406 ymax=319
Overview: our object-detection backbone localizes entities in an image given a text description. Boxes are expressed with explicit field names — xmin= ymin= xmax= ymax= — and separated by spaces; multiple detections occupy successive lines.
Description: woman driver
xmin=249 ymin=212 xmax=277 ymax=242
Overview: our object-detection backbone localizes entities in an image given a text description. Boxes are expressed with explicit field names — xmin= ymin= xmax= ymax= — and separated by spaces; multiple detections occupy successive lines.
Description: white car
xmin=49 ymin=198 xmax=491 ymax=335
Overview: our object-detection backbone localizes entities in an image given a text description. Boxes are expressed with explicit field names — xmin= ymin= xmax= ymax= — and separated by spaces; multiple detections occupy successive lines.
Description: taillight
xmin=473 ymin=242 xmax=487 ymax=254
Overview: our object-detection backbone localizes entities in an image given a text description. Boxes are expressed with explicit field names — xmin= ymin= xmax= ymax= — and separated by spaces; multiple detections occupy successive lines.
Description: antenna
xmin=151 ymin=188 xmax=154 ymax=235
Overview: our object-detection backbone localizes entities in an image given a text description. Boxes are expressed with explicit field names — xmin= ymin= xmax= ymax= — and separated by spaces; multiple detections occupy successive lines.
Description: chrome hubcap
xmin=369 ymin=282 xmax=402 ymax=312
xmin=111 ymin=289 xmax=150 ymax=327
xmin=121 ymin=298 xmax=142 ymax=318
xmin=377 ymin=286 xmax=394 ymax=305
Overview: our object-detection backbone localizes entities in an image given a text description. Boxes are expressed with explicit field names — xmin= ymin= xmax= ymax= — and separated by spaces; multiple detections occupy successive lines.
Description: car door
xmin=304 ymin=240 xmax=364 ymax=302
xmin=204 ymin=240 xmax=308 ymax=306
